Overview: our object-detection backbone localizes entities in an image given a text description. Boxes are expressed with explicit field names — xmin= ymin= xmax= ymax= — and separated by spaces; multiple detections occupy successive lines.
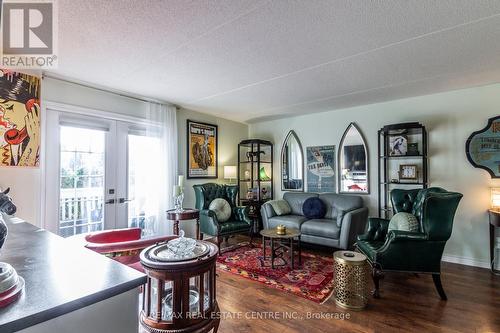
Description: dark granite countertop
xmin=0 ymin=218 xmax=146 ymax=333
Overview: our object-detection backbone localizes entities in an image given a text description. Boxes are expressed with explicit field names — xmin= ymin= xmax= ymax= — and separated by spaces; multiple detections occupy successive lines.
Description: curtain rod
xmin=42 ymin=73 xmax=178 ymax=108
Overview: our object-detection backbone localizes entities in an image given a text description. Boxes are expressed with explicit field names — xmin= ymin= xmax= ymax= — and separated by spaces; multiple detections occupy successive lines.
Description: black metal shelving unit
xmin=378 ymin=122 xmax=428 ymax=219
xmin=238 ymin=139 xmax=273 ymax=233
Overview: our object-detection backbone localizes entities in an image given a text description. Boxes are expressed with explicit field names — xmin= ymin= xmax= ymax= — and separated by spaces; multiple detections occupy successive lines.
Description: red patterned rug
xmin=216 ymin=242 xmax=335 ymax=303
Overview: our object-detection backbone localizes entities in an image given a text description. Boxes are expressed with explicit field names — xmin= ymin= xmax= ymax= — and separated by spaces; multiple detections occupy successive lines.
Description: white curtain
xmin=128 ymin=103 xmax=177 ymax=236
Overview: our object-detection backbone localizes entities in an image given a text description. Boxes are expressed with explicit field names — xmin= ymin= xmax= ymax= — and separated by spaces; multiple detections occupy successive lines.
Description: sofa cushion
xmin=268 ymin=199 xmax=292 ymax=216
xmin=388 ymin=212 xmax=419 ymax=232
xmin=302 ymin=197 xmax=326 ymax=219
xmin=209 ymin=198 xmax=232 ymax=222
xmin=267 ymin=215 xmax=308 ymax=229
xmin=300 ymin=219 xmax=340 ymax=239
xmin=319 ymin=193 xmax=364 ymax=227
xmin=283 ymin=192 xmax=318 ymax=215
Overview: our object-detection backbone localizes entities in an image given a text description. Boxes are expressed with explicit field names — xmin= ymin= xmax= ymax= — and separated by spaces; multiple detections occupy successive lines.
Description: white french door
xmin=44 ymin=108 xmax=163 ymax=237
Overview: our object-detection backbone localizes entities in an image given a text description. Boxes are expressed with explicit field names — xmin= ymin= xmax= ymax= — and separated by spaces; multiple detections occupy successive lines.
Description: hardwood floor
xmin=214 ymin=239 xmax=500 ymax=333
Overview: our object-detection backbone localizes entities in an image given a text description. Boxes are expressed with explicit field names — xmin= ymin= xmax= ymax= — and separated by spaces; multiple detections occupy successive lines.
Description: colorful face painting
xmin=0 ymin=69 xmax=41 ymax=167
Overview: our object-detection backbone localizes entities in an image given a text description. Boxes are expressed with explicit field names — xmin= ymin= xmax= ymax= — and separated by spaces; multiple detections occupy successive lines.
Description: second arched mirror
xmin=281 ymin=130 xmax=304 ymax=191
xmin=338 ymin=123 xmax=369 ymax=194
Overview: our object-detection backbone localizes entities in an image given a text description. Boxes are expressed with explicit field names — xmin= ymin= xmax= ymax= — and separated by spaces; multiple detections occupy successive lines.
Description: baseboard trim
xmin=442 ymin=254 xmax=490 ymax=269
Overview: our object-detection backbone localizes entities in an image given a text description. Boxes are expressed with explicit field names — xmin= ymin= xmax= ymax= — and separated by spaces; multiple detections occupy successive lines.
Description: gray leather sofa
xmin=261 ymin=192 xmax=368 ymax=249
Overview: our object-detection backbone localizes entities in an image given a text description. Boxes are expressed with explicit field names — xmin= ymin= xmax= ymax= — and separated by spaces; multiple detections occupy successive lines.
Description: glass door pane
xmin=127 ymin=133 xmax=162 ymax=235
xmin=59 ymin=126 xmax=106 ymax=237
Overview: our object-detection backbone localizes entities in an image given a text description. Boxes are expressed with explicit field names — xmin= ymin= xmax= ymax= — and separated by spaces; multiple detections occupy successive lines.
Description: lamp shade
xmin=224 ymin=166 xmax=237 ymax=179
xmin=491 ymin=188 xmax=500 ymax=210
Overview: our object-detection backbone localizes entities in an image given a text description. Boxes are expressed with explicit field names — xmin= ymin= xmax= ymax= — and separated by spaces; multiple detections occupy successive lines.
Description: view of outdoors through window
xmin=59 ymin=126 xmax=105 ymax=237
xmin=128 ymin=134 xmax=162 ymax=236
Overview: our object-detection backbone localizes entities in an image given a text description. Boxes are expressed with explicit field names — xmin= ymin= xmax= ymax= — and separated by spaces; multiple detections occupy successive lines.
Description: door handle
xmin=118 ymin=198 xmax=133 ymax=204
xmin=105 ymin=199 xmax=115 ymax=204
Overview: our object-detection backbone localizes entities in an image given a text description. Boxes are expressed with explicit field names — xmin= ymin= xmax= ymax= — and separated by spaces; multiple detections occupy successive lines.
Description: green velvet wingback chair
xmin=193 ymin=183 xmax=252 ymax=253
xmin=356 ymin=187 xmax=463 ymax=300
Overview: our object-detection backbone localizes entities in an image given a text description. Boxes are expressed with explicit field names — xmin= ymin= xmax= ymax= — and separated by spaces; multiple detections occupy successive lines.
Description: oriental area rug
xmin=216 ymin=242 xmax=335 ymax=303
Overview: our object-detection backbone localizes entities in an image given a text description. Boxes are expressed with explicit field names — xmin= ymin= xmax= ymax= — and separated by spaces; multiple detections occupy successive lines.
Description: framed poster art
xmin=466 ymin=116 xmax=500 ymax=178
xmin=0 ymin=69 xmax=41 ymax=167
xmin=306 ymin=145 xmax=335 ymax=193
xmin=187 ymin=120 xmax=218 ymax=179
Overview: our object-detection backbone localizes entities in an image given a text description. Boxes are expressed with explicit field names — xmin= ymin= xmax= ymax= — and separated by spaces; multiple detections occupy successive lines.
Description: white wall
xmin=250 ymin=83 xmax=500 ymax=267
xmin=177 ymin=108 xmax=249 ymax=237
xmin=0 ymin=77 xmax=249 ymax=236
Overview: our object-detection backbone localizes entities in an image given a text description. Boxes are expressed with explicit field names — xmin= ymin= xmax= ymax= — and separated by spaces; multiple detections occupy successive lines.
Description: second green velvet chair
xmin=193 ymin=183 xmax=253 ymax=253
xmin=356 ymin=187 xmax=463 ymax=300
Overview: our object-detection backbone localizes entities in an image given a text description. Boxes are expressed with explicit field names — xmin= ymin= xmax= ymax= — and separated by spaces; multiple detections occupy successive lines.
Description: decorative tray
xmin=150 ymin=242 xmax=209 ymax=262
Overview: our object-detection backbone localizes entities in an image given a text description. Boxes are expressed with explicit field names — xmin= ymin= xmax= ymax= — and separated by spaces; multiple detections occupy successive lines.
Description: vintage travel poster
xmin=306 ymin=145 xmax=335 ymax=192
xmin=187 ymin=120 xmax=218 ymax=178
xmin=0 ymin=69 xmax=41 ymax=167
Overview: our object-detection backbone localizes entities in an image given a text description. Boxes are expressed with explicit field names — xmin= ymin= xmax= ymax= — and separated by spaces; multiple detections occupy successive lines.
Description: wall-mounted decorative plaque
xmin=466 ymin=116 xmax=500 ymax=178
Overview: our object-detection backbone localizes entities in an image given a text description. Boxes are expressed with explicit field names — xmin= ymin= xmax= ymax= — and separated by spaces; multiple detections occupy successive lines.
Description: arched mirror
xmin=338 ymin=123 xmax=369 ymax=194
xmin=281 ymin=130 xmax=304 ymax=191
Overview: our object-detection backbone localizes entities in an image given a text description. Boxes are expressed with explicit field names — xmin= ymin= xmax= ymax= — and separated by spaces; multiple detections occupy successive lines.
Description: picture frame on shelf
xmin=399 ymin=164 xmax=418 ymax=180
xmin=187 ymin=120 xmax=218 ymax=179
xmin=407 ymin=143 xmax=420 ymax=156
xmin=389 ymin=135 xmax=408 ymax=156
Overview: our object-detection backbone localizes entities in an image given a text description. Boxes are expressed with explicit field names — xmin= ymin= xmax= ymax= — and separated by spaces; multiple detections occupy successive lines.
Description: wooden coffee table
xmin=260 ymin=228 xmax=301 ymax=269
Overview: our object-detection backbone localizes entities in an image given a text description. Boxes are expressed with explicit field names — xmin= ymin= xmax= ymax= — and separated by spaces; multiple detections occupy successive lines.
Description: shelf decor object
xmin=238 ymin=139 xmax=273 ymax=233
xmin=488 ymin=188 xmax=500 ymax=275
xmin=139 ymin=239 xmax=219 ymax=333
xmin=466 ymin=115 xmax=500 ymax=178
xmin=399 ymin=164 xmax=418 ymax=180
xmin=378 ymin=122 xmax=428 ymax=219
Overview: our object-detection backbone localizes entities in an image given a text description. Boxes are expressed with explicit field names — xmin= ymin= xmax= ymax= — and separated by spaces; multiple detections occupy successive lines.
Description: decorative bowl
xmin=0 ymin=263 xmax=18 ymax=294
xmin=167 ymin=230 xmax=197 ymax=257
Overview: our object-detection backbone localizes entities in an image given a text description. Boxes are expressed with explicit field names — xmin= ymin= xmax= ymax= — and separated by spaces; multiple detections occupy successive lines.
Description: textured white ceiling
xmin=49 ymin=0 xmax=500 ymax=123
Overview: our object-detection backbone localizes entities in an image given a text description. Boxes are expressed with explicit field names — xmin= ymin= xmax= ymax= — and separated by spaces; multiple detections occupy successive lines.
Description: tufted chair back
xmin=193 ymin=183 xmax=238 ymax=211
xmin=390 ymin=187 xmax=463 ymax=240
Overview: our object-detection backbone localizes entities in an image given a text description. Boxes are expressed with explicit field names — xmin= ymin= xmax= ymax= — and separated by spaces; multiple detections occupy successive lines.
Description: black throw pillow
xmin=302 ymin=197 xmax=326 ymax=219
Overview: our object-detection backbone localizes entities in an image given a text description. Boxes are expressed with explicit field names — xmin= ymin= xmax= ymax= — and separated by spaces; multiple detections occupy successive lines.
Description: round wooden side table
xmin=167 ymin=209 xmax=200 ymax=239
xmin=333 ymin=250 xmax=370 ymax=310
xmin=139 ymin=240 xmax=219 ymax=333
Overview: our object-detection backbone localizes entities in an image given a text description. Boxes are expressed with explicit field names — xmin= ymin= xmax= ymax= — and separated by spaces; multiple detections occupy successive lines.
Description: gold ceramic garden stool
xmin=333 ymin=250 xmax=370 ymax=310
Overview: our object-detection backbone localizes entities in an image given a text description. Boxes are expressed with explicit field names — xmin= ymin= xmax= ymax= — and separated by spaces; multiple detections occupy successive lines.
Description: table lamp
xmin=224 ymin=166 xmax=237 ymax=184
xmin=491 ymin=188 xmax=500 ymax=211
